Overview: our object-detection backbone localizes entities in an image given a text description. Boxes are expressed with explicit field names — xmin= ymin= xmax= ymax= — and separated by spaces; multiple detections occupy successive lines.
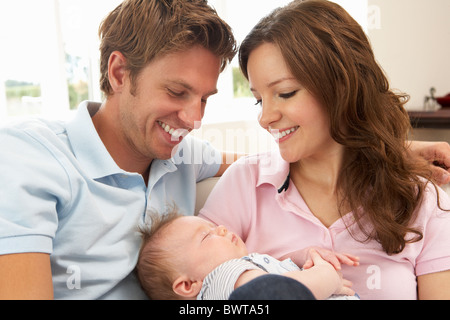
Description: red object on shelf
xmin=437 ymin=94 xmax=450 ymax=108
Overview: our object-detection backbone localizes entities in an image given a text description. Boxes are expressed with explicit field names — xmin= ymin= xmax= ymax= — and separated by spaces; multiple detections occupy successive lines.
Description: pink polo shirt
xmin=199 ymin=151 xmax=450 ymax=300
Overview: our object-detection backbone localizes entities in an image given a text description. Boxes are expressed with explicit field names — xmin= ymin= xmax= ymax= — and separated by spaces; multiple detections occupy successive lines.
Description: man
xmin=0 ymin=0 xmax=448 ymax=300
xmin=0 ymin=0 xmax=236 ymax=299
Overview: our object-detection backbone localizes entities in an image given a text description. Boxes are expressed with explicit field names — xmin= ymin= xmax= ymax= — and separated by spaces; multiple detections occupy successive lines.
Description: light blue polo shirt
xmin=0 ymin=101 xmax=221 ymax=299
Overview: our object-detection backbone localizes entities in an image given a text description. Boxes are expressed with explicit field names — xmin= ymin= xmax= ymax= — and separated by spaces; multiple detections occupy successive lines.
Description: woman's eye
xmin=254 ymin=99 xmax=262 ymax=106
xmin=279 ymin=91 xmax=298 ymax=99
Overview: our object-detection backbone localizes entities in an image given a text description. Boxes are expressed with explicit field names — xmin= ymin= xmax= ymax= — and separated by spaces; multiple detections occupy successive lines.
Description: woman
xmin=199 ymin=0 xmax=450 ymax=299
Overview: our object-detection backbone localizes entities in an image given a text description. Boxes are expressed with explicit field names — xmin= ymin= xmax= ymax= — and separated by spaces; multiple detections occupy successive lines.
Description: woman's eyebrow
xmin=267 ymin=77 xmax=297 ymax=88
xmin=250 ymin=76 xmax=297 ymax=93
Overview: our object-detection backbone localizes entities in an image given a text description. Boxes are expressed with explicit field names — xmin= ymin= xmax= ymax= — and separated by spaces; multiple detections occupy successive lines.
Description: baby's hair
xmin=136 ymin=203 xmax=184 ymax=300
xmin=139 ymin=204 xmax=183 ymax=245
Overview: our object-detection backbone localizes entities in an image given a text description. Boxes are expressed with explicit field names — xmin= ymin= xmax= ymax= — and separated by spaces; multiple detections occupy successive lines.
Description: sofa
xmin=195 ymin=177 xmax=220 ymax=215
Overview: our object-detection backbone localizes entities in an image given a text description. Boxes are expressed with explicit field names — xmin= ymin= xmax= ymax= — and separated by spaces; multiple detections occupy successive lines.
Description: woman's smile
xmin=269 ymin=126 xmax=300 ymax=143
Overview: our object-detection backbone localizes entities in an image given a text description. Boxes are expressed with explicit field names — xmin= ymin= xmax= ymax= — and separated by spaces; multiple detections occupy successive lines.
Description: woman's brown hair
xmin=99 ymin=0 xmax=237 ymax=97
xmin=239 ymin=0 xmax=437 ymax=255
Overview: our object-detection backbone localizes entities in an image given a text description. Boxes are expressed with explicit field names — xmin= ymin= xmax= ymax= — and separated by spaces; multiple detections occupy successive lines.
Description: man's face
xmin=118 ymin=45 xmax=222 ymax=162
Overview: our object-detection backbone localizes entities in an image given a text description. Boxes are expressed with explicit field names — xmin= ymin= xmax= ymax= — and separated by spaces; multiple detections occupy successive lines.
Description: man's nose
xmin=178 ymin=101 xmax=203 ymax=130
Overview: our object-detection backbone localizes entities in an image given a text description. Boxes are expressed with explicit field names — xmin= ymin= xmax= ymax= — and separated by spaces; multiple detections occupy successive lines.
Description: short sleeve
xmin=0 ymin=125 xmax=71 ymax=255
xmin=415 ymin=186 xmax=450 ymax=276
xmin=198 ymin=258 xmax=261 ymax=300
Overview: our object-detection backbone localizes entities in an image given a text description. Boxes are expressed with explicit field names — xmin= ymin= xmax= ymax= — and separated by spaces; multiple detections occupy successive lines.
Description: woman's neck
xmin=289 ymin=145 xmax=348 ymax=227
xmin=290 ymin=145 xmax=344 ymax=191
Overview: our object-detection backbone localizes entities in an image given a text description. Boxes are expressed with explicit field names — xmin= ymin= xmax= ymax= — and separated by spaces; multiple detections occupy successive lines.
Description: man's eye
xmin=168 ymin=88 xmax=184 ymax=97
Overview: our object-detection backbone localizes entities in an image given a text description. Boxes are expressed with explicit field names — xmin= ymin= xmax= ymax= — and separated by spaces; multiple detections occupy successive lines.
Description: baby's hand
xmin=308 ymin=249 xmax=355 ymax=297
xmin=302 ymin=247 xmax=359 ymax=271
xmin=334 ymin=274 xmax=356 ymax=297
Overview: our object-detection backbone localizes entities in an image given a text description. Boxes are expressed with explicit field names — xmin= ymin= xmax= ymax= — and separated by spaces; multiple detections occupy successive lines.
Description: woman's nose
xmin=258 ymin=101 xmax=281 ymax=130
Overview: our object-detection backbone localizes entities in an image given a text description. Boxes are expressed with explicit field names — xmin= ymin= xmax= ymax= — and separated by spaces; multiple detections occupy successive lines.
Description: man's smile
xmin=157 ymin=121 xmax=189 ymax=142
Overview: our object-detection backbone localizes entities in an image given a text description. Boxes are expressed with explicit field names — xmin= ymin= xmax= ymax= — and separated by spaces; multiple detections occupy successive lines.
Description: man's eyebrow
xmin=168 ymin=80 xmax=218 ymax=96
xmin=169 ymin=80 xmax=193 ymax=91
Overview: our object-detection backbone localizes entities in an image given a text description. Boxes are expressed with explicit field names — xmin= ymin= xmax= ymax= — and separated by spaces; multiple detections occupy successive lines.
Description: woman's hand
xmin=302 ymin=247 xmax=360 ymax=270
xmin=282 ymin=246 xmax=359 ymax=271
xmin=298 ymin=249 xmax=355 ymax=298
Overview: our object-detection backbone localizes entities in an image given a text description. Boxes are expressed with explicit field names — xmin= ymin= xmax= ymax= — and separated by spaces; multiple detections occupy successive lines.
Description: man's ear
xmin=173 ymin=276 xmax=203 ymax=298
xmin=108 ymin=51 xmax=128 ymax=93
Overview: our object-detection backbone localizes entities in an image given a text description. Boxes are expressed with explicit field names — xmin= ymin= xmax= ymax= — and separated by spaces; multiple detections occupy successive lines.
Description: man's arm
xmin=217 ymin=141 xmax=450 ymax=183
xmin=409 ymin=140 xmax=450 ymax=185
xmin=214 ymin=152 xmax=245 ymax=177
xmin=0 ymin=253 xmax=54 ymax=300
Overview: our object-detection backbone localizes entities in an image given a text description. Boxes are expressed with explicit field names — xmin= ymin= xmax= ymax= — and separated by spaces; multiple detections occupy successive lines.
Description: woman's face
xmin=247 ymin=42 xmax=339 ymax=164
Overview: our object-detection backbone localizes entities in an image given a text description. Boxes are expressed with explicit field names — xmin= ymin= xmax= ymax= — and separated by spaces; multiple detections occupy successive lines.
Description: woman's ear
xmin=108 ymin=51 xmax=128 ymax=93
xmin=173 ymin=276 xmax=203 ymax=298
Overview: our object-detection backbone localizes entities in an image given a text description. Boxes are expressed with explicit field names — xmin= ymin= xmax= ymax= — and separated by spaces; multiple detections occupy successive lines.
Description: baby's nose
xmin=215 ymin=225 xmax=228 ymax=236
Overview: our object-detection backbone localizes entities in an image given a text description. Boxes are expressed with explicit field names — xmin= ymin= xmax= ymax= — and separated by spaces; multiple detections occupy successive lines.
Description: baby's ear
xmin=173 ymin=276 xmax=202 ymax=298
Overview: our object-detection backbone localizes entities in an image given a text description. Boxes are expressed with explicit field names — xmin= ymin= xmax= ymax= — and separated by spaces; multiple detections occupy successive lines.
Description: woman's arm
xmin=417 ymin=269 xmax=450 ymax=300
xmin=0 ymin=253 xmax=54 ymax=300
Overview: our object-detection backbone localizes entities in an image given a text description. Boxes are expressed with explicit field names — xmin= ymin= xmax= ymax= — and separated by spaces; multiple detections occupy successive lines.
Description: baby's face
xmin=164 ymin=216 xmax=248 ymax=280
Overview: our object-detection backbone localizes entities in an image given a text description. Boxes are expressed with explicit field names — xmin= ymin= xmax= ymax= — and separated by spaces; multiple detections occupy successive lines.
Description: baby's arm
xmin=234 ymin=250 xmax=354 ymax=300
xmin=282 ymin=250 xmax=355 ymax=299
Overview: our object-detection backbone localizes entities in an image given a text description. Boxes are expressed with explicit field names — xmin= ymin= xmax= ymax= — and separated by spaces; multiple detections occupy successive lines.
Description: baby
xmin=136 ymin=208 xmax=358 ymax=300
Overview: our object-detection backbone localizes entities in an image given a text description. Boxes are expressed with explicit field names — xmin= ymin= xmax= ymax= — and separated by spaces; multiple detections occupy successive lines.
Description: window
xmin=0 ymin=0 xmax=367 ymax=123
xmin=204 ymin=0 xmax=367 ymax=124
xmin=0 ymin=0 xmax=120 ymax=120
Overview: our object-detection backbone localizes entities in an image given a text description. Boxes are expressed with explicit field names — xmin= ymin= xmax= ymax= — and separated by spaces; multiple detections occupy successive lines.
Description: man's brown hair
xmin=99 ymin=0 xmax=237 ymax=97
